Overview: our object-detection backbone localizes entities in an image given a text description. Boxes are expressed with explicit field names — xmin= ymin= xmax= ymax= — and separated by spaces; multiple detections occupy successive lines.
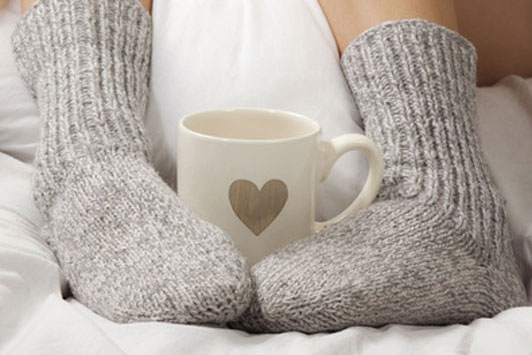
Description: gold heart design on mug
xmin=228 ymin=179 xmax=288 ymax=236
xmin=177 ymin=108 xmax=384 ymax=265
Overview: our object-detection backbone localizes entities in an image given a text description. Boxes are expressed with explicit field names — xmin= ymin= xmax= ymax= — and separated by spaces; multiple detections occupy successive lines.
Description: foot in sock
xmin=232 ymin=19 xmax=527 ymax=333
xmin=12 ymin=0 xmax=251 ymax=323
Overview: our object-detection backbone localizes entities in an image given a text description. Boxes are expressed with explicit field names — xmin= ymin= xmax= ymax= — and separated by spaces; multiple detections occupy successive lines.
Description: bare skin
xmin=319 ymin=0 xmax=532 ymax=86
xmin=318 ymin=0 xmax=458 ymax=51
xmin=455 ymin=0 xmax=532 ymax=86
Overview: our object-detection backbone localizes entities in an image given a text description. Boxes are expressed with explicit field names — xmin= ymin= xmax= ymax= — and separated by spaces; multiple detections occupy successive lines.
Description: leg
xmin=12 ymin=0 xmax=251 ymax=323
xmin=455 ymin=0 xmax=532 ymax=86
xmin=318 ymin=0 xmax=458 ymax=55
xmin=233 ymin=1 xmax=527 ymax=333
xmin=319 ymin=0 xmax=532 ymax=86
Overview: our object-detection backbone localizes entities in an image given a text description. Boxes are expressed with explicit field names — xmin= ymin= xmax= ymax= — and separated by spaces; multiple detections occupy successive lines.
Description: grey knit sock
xmin=233 ymin=19 xmax=527 ymax=333
xmin=11 ymin=0 xmax=251 ymax=324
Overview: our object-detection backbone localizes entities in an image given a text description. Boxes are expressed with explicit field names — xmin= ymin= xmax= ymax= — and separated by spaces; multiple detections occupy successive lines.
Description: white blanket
xmin=0 ymin=155 xmax=531 ymax=354
xmin=1 ymin=140 xmax=532 ymax=354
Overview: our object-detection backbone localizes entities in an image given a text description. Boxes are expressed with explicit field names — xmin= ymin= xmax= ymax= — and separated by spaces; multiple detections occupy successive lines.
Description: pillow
xmin=145 ymin=0 xmax=366 ymax=221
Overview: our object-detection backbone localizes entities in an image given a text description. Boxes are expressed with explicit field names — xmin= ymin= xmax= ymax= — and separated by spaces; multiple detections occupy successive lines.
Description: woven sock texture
xmin=233 ymin=19 xmax=527 ymax=333
xmin=12 ymin=0 xmax=251 ymax=324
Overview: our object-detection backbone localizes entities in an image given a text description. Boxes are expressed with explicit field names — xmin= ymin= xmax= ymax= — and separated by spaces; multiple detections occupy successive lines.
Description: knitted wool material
xmin=234 ymin=19 xmax=527 ymax=333
xmin=12 ymin=0 xmax=251 ymax=324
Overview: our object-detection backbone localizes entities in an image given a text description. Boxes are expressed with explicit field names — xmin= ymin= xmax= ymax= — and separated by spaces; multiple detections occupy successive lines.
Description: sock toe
xmin=47 ymin=155 xmax=252 ymax=324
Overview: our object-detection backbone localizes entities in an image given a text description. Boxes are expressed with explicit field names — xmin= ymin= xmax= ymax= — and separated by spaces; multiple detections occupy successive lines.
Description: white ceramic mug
xmin=177 ymin=108 xmax=384 ymax=265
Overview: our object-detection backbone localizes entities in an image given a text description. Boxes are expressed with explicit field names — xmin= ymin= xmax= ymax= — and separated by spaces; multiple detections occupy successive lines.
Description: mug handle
xmin=313 ymin=134 xmax=384 ymax=232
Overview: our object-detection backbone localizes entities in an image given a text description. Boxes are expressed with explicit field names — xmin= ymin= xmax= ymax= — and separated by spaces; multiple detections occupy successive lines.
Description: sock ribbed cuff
xmin=11 ymin=0 xmax=152 ymax=214
xmin=340 ymin=19 xmax=484 ymax=201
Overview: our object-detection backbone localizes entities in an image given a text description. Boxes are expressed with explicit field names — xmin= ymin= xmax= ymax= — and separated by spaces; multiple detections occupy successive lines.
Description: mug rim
xmin=179 ymin=107 xmax=321 ymax=144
